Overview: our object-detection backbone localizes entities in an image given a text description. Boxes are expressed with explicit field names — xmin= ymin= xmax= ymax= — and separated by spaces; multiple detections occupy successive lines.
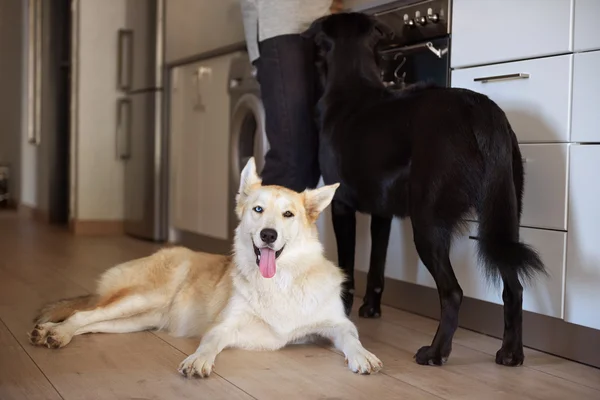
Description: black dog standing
xmin=304 ymin=13 xmax=546 ymax=367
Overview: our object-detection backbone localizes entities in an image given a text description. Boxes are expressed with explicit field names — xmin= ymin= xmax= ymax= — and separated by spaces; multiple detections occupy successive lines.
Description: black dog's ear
xmin=301 ymin=15 xmax=328 ymax=40
xmin=372 ymin=18 xmax=395 ymax=41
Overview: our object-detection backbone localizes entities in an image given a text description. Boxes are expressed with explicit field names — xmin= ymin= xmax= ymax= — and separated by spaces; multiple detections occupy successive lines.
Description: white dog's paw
xmin=178 ymin=353 xmax=215 ymax=378
xmin=28 ymin=322 xmax=73 ymax=349
xmin=345 ymin=348 xmax=383 ymax=375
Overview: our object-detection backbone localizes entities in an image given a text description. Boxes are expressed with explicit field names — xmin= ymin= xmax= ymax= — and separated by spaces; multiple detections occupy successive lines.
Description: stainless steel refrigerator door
xmin=122 ymin=90 xmax=166 ymax=241
xmin=119 ymin=0 xmax=162 ymax=92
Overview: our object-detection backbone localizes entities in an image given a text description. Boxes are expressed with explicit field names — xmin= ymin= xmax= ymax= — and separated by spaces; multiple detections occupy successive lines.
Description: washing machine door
xmin=230 ymin=93 xmax=268 ymax=189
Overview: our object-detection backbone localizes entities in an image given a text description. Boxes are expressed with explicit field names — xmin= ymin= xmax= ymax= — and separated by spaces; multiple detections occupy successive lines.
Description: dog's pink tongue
xmin=259 ymin=248 xmax=277 ymax=278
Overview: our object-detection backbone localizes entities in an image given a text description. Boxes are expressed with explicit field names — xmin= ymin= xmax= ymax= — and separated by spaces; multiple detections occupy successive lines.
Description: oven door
xmin=378 ymin=36 xmax=451 ymax=89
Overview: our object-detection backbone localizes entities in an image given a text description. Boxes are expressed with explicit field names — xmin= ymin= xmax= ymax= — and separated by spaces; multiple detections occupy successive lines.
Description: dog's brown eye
xmin=283 ymin=211 xmax=294 ymax=218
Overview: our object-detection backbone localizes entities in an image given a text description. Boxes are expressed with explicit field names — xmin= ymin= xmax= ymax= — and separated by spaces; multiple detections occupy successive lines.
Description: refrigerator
xmin=117 ymin=0 xmax=167 ymax=241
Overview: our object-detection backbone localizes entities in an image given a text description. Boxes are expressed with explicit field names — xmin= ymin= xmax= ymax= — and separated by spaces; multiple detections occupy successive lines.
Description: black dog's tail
xmin=476 ymin=124 xmax=546 ymax=285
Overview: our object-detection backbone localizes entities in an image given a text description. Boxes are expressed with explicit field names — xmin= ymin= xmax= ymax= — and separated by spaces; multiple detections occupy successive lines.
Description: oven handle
xmin=474 ymin=73 xmax=530 ymax=83
xmin=379 ymin=41 xmax=448 ymax=59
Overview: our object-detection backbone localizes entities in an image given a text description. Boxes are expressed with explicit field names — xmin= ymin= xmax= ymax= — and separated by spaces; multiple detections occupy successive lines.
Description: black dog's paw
xmin=495 ymin=346 xmax=524 ymax=367
xmin=414 ymin=346 xmax=448 ymax=366
xmin=358 ymin=302 xmax=381 ymax=319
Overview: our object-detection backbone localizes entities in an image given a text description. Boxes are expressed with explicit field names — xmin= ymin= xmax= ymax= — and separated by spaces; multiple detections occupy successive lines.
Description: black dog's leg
xmin=331 ymin=200 xmax=356 ymax=316
xmin=496 ymin=271 xmax=525 ymax=366
xmin=412 ymin=223 xmax=463 ymax=366
xmin=359 ymin=215 xmax=392 ymax=318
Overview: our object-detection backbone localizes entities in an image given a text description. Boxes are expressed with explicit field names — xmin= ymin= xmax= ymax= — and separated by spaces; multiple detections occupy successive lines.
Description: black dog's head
xmin=303 ymin=12 xmax=394 ymax=50
xmin=302 ymin=12 xmax=394 ymax=86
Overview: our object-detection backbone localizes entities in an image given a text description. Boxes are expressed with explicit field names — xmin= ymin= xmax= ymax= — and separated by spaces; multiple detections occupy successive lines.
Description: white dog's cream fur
xmin=29 ymin=158 xmax=382 ymax=378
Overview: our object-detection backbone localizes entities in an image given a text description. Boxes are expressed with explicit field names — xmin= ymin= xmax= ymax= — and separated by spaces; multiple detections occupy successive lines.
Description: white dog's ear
xmin=303 ymin=183 xmax=340 ymax=223
xmin=236 ymin=158 xmax=262 ymax=217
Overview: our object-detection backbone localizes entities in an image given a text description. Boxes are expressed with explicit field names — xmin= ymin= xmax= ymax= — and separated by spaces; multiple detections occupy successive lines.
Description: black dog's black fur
xmin=304 ymin=13 xmax=546 ymax=367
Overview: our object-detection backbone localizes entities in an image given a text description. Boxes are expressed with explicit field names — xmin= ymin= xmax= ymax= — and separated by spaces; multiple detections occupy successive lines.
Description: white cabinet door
xmin=571 ymin=51 xmax=600 ymax=143
xmin=451 ymin=0 xmax=572 ymax=68
xmin=448 ymin=224 xmax=565 ymax=319
xmin=565 ymin=145 xmax=600 ymax=330
xmin=189 ymin=53 xmax=240 ymax=240
xmin=574 ymin=0 xmax=600 ymax=52
xmin=519 ymin=144 xmax=569 ymax=231
xmin=451 ymin=55 xmax=573 ymax=143
xmin=170 ymin=64 xmax=203 ymax=235
xmin=317 ymin=209 xmax=566 ymax=318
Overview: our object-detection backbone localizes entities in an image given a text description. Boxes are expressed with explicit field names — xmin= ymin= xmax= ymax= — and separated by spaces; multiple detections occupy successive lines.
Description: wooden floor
xmin=1 ymin=212 xmax=599 ymax=400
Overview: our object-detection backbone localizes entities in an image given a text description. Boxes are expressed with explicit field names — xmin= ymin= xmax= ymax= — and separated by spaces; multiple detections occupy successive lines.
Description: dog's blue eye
xmin=283 ymin=211 xmax=294 ymax=218
xmin=253 ymin=206 xmax=263 ymax=213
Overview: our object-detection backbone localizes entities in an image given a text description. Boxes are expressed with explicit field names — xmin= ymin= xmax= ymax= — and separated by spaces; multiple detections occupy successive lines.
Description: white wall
xmin=165 ymin=0 xmax=245 ymax=62
xmin=72 ymin=0 xmax=126 ymax=220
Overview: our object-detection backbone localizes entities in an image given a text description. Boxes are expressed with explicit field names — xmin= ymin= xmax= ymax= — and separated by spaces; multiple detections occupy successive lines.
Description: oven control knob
xmin=414 ymin=11 xmax=427 ymax=25
xmin=427 ymin=8 xmax=440 ymax=23
xmin=403 ymin=14 xmax=415 ymax=27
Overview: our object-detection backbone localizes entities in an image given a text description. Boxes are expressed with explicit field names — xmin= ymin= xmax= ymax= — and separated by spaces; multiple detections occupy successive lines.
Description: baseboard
xmin=354 ymin=271 xmax=600 ymax=369
xmin=174 ymin=229 xmax=232 ymax=256
xmin=18 ymin=203 xmax=49 ymax=223
xmin=69 ymin=219 xmax=124 ymax=236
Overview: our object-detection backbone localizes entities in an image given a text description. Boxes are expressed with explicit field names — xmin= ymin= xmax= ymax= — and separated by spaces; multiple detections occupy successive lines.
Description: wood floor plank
xmin=0 ymin=320 xmax=62 ymax=400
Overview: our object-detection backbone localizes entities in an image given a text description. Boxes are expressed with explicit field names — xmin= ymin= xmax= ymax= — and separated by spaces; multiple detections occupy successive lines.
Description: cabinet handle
xmin=474 ymin=73 xmax=530 ymax=83
xmin=116 ymin=98 xmax=132 ymax=160
xmin=117 ymin=29 xmax=133 ymax=91
xmin=192 ymin=66 xmax=212 ymax=111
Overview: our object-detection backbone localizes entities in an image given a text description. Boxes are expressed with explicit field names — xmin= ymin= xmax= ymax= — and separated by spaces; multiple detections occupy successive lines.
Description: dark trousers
xmin=255 ymin=34 xmax=321 ymax=192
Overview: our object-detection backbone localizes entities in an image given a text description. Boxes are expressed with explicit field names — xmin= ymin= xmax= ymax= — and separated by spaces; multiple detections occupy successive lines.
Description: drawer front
xmin=451 ymin=0 xmax=573 ymax=68
xmin=574 ymin=0 xmax=600 ymax=52
xmin=451 ymin=55 xmax=573 ymax=143
xmin=565 ymin=145 xmax=600 ymax=330
xmin=571 ymin=51 xmax=600 ymax=142
xmin=317 ymin=209 xmax=566 ymax=319
xmin=451 ymin=224 xmax=565 ymax=319
xmin=520 ymin=144 xmax=569 ymax=231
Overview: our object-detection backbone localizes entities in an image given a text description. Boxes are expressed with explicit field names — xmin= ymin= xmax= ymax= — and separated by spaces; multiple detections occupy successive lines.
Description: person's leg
xmin=255 ymin=34 xmax=321 ymax=192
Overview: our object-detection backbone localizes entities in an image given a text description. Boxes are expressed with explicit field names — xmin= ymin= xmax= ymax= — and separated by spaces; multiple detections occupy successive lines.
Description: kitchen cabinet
xmin=518 ymin=144 xmax=569 ymax=231
xmin=451 ymin=0 xmax=572 ymax=68
xmin=170 ymin=64 xmax=202 ymax=236
xmin=451 ymin=55 xmax=573 ymax=143
xmin=165 ymin=0 xmax=245 ymax=63
xmin=170 ymin=52 xmax=241 ymax=240
xmin=565 ymin=145 xmax=600 ymax=330
xmin=571 ymin=51 xmax=600 ymax=143
xmin=317 ymin=212 xmax=565 ymax=318
xmin=456 ymin=144 xmax=570 ymax=231
xmin=448 ymin=223 xmax=565 ymax=319
xmin=573 ymin=0 xmax=600 ymax=52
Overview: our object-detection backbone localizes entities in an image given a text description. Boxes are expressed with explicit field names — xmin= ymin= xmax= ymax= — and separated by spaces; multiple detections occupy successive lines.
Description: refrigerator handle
xmin=117 ymin=29 xmax=133 ymax=91
xmin=27 ymin=0 xmax=43 ymax=146
xmin=116 ymin=98 xmax=132 ymax=160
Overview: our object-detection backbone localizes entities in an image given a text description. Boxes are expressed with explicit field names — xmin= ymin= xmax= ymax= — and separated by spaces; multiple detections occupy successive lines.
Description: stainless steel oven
xmin=363 ymin=0 xmax=451 ymax=89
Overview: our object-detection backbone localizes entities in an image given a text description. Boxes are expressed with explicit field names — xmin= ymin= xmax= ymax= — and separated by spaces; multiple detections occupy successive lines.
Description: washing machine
xmin=227 ymin=53 xmax=269 ymax=238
